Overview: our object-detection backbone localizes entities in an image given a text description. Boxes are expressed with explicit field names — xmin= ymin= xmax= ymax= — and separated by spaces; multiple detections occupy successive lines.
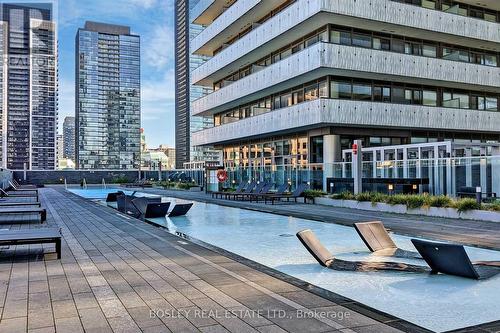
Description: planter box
xmin=314 ymin=197 xmax=500 ymax=223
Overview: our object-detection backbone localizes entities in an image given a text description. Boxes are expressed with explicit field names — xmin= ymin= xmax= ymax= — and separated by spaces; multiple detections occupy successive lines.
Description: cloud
xmin=141 ymin=69 xmax=175 ymax=117
xmin=130 ymin=0 xmax=158 ymax=9
xmin=143 ymin=24 xmax=175 ymax=70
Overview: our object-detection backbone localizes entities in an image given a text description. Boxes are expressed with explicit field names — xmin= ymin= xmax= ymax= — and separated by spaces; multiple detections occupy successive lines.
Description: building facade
xmin=63 ymin=116 xmax=75 ymax=161
xmin=75 ymin=21 xmax=140 ymax=170
xmin=175 ymin=0 xmax=220 ymax=169
xmin=190 ymin=0 xmax=500 ymax=192
xmin=0 ymin=3 xmax=58 ymax=170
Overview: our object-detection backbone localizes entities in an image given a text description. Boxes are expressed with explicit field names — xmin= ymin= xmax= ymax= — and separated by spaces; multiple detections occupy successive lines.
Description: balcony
xmin=191 ymin=42 xmax=500 ymax=116
xmin=192 ymin=0 xmax=500 ymax=85
xmin=192 ymin=98 xmax=500 ymax=146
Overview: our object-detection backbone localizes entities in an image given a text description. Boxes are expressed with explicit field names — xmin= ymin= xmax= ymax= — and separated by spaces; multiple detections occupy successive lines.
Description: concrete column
xmin=323 ymin=135 xmax=341 ymax=192
xmin=465 ymin=148 xmax=472 ymax=187
xmin=372 ymin=151 xmax=377 ymax=178
xmin=352 ymin=140 xmax=363 ymax=194
xmin=492 ymin=148 xmax=500 ymax=198
xmin=402 ymin=148 xmax=408 ymax=178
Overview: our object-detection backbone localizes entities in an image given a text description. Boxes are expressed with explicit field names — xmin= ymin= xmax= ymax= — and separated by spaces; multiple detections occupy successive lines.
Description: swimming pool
xmin=69 ymin=188 xmax=500 ymax=332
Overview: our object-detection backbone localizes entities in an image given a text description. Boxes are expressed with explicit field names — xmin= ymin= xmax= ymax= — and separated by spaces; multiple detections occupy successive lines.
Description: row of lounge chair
xmin=212 ymin=182 xmax=309 ymax=204
xmin=0 ymin=182 xmax=61 ymax=259
xmin=105 ymin=191 xmax=193 ymax=222
xmin=297 ymin=221 xmax=500 ymax=280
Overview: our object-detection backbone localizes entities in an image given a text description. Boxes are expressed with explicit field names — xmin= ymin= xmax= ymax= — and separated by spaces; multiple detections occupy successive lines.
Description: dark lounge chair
xmin=265 ymin=183 xmax=309 ymax=205
xmin=211 ymin=181 xmax=246 ymax=199
xmin=106 ymin=191 xmax=125 ymax=203
xmin=0 ymin=188 xmax=39 ymax=201
xmin=167 ymin=203 xmax=193 ymax=217
xmin=131 ymin=197 xmax=169 ymax=220
xmin=232 ymin=182 xmax=268 ymax=201
xmin=297 ymin=229 xmax=427 ymax=273
xmin=116 ymin=194 xmax=140 ymax=216
xmin=9 ymin=181 xmax=39 ymax=193
xmin=121 ymin=180 xmax=153 ymax=188
xmin=11 ymin=179 xmax=38 ymax=189
xmin=0 ymin=228 xmax=61 ymax=259
xmin=250 ymin=183 xmax=289 ymax=202
xmin=0 ymin=207 xmax=46 ymax=222
xmin=224 ymin=181 xmax=257 ymax=200
xmin=0 ymin=202 xmax=41 ymax=208
xmin=354 ymin=221 xmax=421 ymax=259
xmin=411 ymin=239 xmax=500 ymax=279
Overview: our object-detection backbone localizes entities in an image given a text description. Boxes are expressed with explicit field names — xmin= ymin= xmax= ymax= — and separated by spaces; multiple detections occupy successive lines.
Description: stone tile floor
xmin=0 ymin=188 xmax=414 ymax=333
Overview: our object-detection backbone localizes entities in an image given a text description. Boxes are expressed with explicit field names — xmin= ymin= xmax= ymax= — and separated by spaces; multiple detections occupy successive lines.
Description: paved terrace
xmin=0 ymin=187 xmax=430 ymax=333
xmin=138 ymin=188 xmax=500 ymax=251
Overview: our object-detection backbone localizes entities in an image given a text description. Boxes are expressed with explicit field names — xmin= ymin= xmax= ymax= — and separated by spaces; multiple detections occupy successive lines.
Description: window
xmin=330 ymin=81 xmax=352 ymax=99
xmin=305 ymin=35 xmax=319 ymax=47
xmin=422 ymin=44 xmax=437 ymax=57
xmin=373 ymin=86 xmax=391 ymax=102
xmin=392 ymin=38 xmax=405 ymax=53
xmin=304 ymin=84 xmax=319 ymax=101
xmin=319 ymin=80 xmax=328 ymax=98
xmin=423 ymin=90 xmax=437 ymax=106
xmin=484 ymin=54 xmax=497 ymax=67
xmin=280 ymin=93 xmax=293 ymax=108
xmin=486 ymin=97 xmax=498 ymax=111
xmin=373 ymin=37 xmax=390 ymax=51
xmin=352 ymin=83 xmax=372 ymax=100
xmin=352 ymin=33 xmax=371 ymax=48
xmin=292 ymin=89 xmax=304 ymax=104
xmin=454 ymin=93 xmax=470 ymax=109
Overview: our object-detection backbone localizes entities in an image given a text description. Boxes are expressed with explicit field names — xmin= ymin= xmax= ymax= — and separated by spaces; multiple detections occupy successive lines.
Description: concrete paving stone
xmin=107 ymin=314 xmax=141 ymax=333
xmin=27 ymin=308 xmax=54 ymax=330
xmin=177 ymin=285 xmax=208 ymax=300
xmin=175 ymin=305 xmax=218 ymax=328
xmin=255 ymin=325 xmax=288 ymax=333
xmin=116 ymin=292 xmax=147 ymax=309
xmin=54 ymin=315 xmax=85 ymax=333
xmin=86 ymin=275 xmax=109 ymax=287
xmin=29 ymin=280 xmax=49 ymax=294
xmin=340 ymin=323 xmax=404 ymax=333
xmin=236 ymin=295 xmax=296 ymax=313
xmin=79 ymin=306 xmax=113 ymax=331
xmin=0 ymin=316 xmax=27 ymax=333
xmin=61 ymin=276 xmax=89 ymax=297
xmin=217 ymin=283 xmax=266 ymax=300
xmin=51 ymin=299 xmax=79 ymax=319
xmin=2 ymin=298 xmax=28 ymax=319
xmin=198 ymin=272 xmax=242 ymax=287
xmin=141 ymin=324 xmax=172 ymax=333
xmin=98 ymin=298 xmax=129 ymax=318
xmin=126 ymin=306 xmax=165 ymax=328
xmin=263 ymin=310 xmax=334 ymax=333
xmin=278 ymin=291 xmax=337 ymax=308
xmin=199 ymin=324 xmax=231 ymax=333
xmin=311 ymin=306 xmax=382 ymax=328
xmin=28 ymin=292 xmax=51 ymax=311
xmin=225 ymin=305 xmax=273 ymax=328
xmin=132 ymin=284 xmax=162 ymax=300
xmin=161 ymin=290 xmax=195 ymax=309
xmin=91 ymin=285 xmax=117 ymax=301
xmin=73 ymin=291 xmax=99 ymax=309
xmin=28 ymin=326 xmax=56 ymax=333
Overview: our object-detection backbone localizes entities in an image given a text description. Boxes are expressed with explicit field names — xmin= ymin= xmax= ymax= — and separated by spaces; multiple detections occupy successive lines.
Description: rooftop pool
xmin=68 ymin=188 xmax=500 ymax=332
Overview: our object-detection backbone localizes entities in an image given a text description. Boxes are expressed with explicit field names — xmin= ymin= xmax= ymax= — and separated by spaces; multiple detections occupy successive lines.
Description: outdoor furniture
xmin=9 ymin=181 xmax=39 ymax=193
xmin=225 ymin=181 xmax=257 ymax=200
xmin=249 ymin=183 xmax=289 ymax=202
xmin=297 ymin=229 xmax=427 ymax=273
xmin=121 ymin=180 xmax=153 ymax=188
xmin=457 ymin=186 xmax=497 ymax=202
xmin=264 ymin=183 xmax=309 ymax=205
xmin=116 ymin=194 xmax=140 ymax=216
xmin=11 ymin=180 xmax=39 ymax=189
xmin=105 ymin=191 xmax=125 ymax=203
xmin=0 ymin=207 xmax=47 ymax=223
xmin=236 ymin=183 xmax=274 ymax=201
xmin=167 ymin=203 xmax=193 ymax=217
xmin=0 ymin=188 xmax=39 ymax=201
xmin=354 ymin=221 xmax=421 ymax=259
xmin=211 ymin=181 xmax=246 ymax=199
xmin=0 ymin=202 xmax=42 ymax=208
xmin=131 ymin=197 xmax=167 ymax=220
xmin=411 ymin=239 xmax=500 ymax=280
xmin=0 ymin=228 xmax=61 ymax=259
xmin=232 ymin=182 xmax=267 ymax=201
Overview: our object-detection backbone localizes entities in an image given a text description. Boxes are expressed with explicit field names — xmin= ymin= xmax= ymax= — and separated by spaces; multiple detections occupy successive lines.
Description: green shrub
xmin=304 ymin=190 xmax=327 ymax=198
xmin=330 ymin=191 xmax=355 ymax=200
xmin=484 ymin=201 xmax=500 ymax=212
xmin=355 ymin=192 xmax=374 ymax=202
xmin=405 ymin=195 xmax=427 ymax=209
xmin=111 ymin=176 xmax=130 ymax=184
xmin=385 ymin=194 xmax=407 ymax=206
xmin=428 ymin=195 xmax=453 ymax=208
xmin=454 ymin=198 xmax=481 ymax=213
xmin=369 ymin=192 xmax=388 ymax=204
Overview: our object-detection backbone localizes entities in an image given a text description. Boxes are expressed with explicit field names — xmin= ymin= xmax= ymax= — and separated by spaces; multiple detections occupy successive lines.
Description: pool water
xmin=69 ymin=188 xmax=500 ymax=332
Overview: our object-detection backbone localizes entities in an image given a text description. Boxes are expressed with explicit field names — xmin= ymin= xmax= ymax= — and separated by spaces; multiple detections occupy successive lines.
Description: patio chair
xmin=11 ymin=179 xmax=38 ymax=189
xmin=116 ymin=194 xmax=140 ymax=216
xmin=232 ymin=182 xmax=268 ymax=201
xmin=297 ymin=229 xmax=427 ymax=273
xmin=0 ymin=207 xmax=46 ymax=223
xmin=8 ymin=181 xmax=39 ymax=193
xmin=354 ymin=221 xmax=421 ymax=259
xmin=105 ymin=191 xmax=125 ymax=203
xmin=211 ymin=181 xmax=246 ymax=199
xmin=249 ymin=183 xmax=289 ymax=203
xmin=0 ymin=228 xmax=61 ymax=259
xmin=0 ymin=188 xmax=39 ymax=201
xmin=225 ymin=181 xmax=257 ymax=200
xmin=167 ymin=203 xmax=193 ymax=217
xmin=411 ymin=239 xmax=500 ymax=279
xmin=131 ymin=197 xmax=169 ymax=220
xmin=237 ymin=182 xmax=274 ymax=201
xmin=265 ymin=183 xmax=309 ymax=205
xmin=0 ymin=201 xmax=41 ymax=208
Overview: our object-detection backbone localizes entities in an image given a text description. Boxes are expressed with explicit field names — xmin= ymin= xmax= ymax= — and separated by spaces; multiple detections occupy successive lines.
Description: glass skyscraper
xmin=0 ymin=3 xmax=57 ymax=170
xmin=63 ymin=116 xmax=75 ymax=161
xmin=75 ymin=21 xmax=140 ymax=170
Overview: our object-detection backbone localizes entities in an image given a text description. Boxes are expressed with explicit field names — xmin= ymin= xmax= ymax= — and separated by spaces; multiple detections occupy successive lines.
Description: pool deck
xmin=0 ymin=187 xmax=442 ymax=333
xmin=135 ymin=187 xmax=500 ymax=251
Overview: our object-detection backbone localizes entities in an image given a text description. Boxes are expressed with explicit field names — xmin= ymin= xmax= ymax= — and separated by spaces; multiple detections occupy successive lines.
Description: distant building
xmin=76 ymin=21 xmax=141 ymax=170
xmin=57 ymin=135 xmax=64 ymax=165
xmin=0 ymin=3 xmax=58 ymax=170
xmin=142 ymin=144 xmax=176 ymax=170
xmin=63 ymin=117 xmax=75 ymax=160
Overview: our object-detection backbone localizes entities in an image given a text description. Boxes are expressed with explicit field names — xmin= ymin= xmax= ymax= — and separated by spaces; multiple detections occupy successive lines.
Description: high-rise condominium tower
xmin=0 ymin=3 xmax=58 ymax=170
xmin=63 ymin=116 xmax=75 ymax=160
xmin=75 ymin=21 xmax=140 ymax=170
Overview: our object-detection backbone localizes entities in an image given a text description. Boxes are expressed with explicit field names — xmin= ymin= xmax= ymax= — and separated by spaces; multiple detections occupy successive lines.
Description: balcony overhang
xmin=192 ymin=99 xmax=500 ymax=146
xmin=455 ymin=0 xmax=500 ymax=11
xmin=192 ymin=0 xmax=500 ymax=86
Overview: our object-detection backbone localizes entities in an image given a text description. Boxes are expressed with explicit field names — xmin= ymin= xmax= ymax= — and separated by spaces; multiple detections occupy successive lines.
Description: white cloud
xmin=130 ymin=0 xmax=158 ymax=9
xmin=141 ymin=69 xmax=175 ymax=118
xmin=143 ymin=24 xmax=174 ymax=69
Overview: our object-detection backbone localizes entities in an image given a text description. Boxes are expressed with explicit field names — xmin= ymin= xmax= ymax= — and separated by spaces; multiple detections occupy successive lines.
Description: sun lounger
xmin=354 ymin=221 xmax=421 ymax=259
xmin=249 ymin=183 xmax=289 ymax=202
xmin=0 ymin=207 xmax=46 ymax=222
xmin=9 ymin=181 xmax=38 ymax=193
xmin=211 ymin=181 xmax=246 ymax=199
xmin=0 ymin=202 xmax=41 ymax=208
xmin=0 ymin=188 xmax=39 ymax=201
xmin=116 ymin=194 xmax=140 ymax=216
xmin=11 ymin=180 xmax=38 ymax=189
xmin=121 ymin=180 xmax=153 ymax=188
xmin=265 ymin=183 xmax=309 ymax=205
xmin=411 ymin=239 xmax=500 ymax=279
xmin=225 ymin=182 xmax=257 ymax=200
xmin=0 ymin=228 xmax=61 ymax=259
xmin=232 ymin=182 xmax=270 ymax=201
xmin=105 ymin=191 xmax=125 ymax=203
xmin=297 ymin=229 xmax=427 ymax=273
xmin=131 ymin=197 xmax=169 ymax=220
xmin=168 ymin=203 xmax=193 ymax=217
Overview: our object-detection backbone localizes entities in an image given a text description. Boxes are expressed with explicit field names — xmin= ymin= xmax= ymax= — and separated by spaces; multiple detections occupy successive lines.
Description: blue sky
xmin=58 ymin=0 xmax=175 ymax=147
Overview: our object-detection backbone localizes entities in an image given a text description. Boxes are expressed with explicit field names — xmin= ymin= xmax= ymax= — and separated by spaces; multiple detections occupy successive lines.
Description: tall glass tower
xmin=75 ymin=21 xmax=140 ymax=170
xmin=0 ymin=3 xmax=57 ymax=170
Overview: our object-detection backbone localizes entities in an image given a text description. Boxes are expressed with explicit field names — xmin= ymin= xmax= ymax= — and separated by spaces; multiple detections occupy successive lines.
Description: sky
xmin=58 ymin=0 xmax=175 ymax=148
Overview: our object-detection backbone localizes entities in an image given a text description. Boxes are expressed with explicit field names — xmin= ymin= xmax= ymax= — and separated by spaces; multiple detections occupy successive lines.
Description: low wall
xmin=12 ymin=170 xmax=141 ymax=185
